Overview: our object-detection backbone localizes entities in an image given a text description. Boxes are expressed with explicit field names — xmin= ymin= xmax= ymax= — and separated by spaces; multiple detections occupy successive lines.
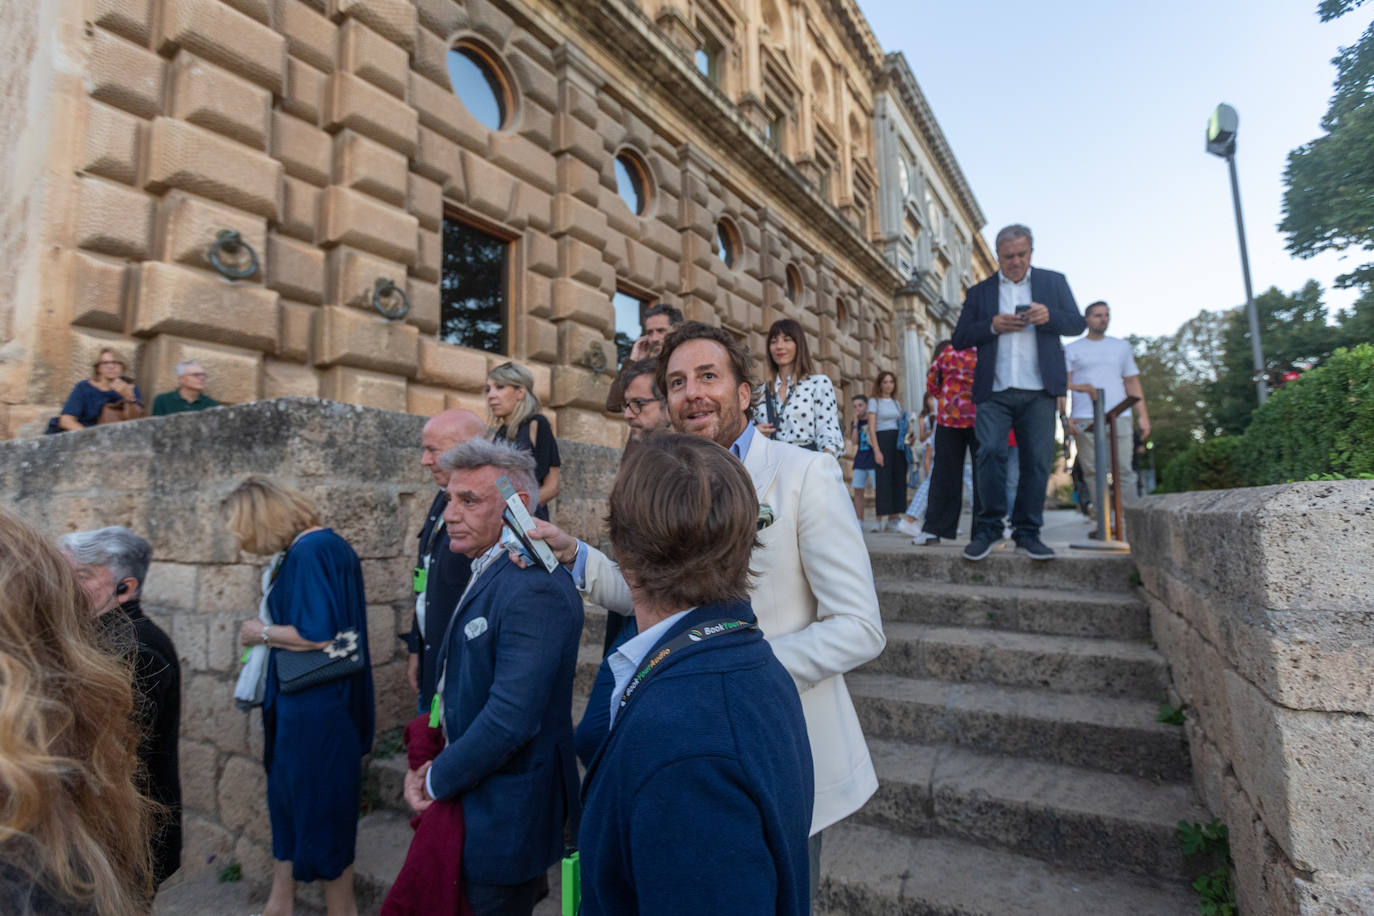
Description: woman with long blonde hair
xmin=0 ymin=510 xmax=152 ymax=916
xmin=485 ymin=361 xmax=561 ymax=520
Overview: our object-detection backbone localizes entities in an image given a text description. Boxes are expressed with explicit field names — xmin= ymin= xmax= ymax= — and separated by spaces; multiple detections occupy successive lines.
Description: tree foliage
xmin=1128 ymin=309 xmax=1228 ymax=472
xmin=1280 ymin=2 xmax=1374 ymax=289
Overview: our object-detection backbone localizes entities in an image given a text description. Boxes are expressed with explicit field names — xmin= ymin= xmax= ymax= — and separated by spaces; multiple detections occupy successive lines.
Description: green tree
xmin=1209 ymin=281 xmax=1345 ymax=434
xmin=1279 ymin=0 xmax=1374 ymax=290
xmin=1129 ymin=309 xmax=1228 ymax=473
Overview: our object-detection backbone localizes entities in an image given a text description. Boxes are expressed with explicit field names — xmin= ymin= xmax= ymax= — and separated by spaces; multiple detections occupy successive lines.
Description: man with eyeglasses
xmin=151 ymin=361 xmax=220 ymax=416
xmin=619 ymin=358 xmax=669 ymax=442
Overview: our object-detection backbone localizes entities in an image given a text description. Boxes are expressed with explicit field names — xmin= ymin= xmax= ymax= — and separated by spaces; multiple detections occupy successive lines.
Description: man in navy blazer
xmin=951 ymin=224 xmax=1085 ymax=561
xmin=578 ymin=434 xmax=813 ymax=916
xmin=406 ymin=437 xmax=583 ymax=916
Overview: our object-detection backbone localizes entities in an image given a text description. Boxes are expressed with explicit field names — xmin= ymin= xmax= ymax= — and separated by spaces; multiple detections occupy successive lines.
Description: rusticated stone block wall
xmin=0 ymin=398 xmax=617 ymax=885
xmin=1128 ymin=482 xmax=1374 ymax=916
xmin=3 ymin=0 xmax=905 ymax=444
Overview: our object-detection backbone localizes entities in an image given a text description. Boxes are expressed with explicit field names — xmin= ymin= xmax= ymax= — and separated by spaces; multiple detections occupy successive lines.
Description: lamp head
xmin=1206 ymin=103 xmax=1238 ymax=158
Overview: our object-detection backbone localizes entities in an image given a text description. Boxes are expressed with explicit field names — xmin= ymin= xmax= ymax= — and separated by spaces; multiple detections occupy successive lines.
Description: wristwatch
xmin=261 ymin=624 xmax=271 ymax=645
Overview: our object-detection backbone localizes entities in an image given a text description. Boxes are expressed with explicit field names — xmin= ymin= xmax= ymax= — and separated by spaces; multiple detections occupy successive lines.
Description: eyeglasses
xmin=622 ymin=397 xmax=661 ymax=416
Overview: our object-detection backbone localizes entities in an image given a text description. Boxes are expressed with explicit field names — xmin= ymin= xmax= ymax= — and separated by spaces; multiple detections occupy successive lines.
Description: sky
xmin=858 ymin=0 xmax=1369 ymax=341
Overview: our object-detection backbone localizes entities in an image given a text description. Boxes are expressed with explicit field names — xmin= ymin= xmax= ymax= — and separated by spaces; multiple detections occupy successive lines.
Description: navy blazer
xmin=429 ymin=554 xmax=584 ymax=886
xmin=578 ymin=601 xmax=814 ymax=916
xmin=950 ymin=267 xmax=1085 ymax=402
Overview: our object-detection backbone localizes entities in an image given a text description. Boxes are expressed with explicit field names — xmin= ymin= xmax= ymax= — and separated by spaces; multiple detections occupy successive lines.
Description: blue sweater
xmin=577 ymin=600 xmax=814 ymax=916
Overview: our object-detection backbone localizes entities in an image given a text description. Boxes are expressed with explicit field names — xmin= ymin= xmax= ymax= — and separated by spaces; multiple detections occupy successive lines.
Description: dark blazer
xmin=578 ymin=601 xmax=814 ymax=916
xmin=404 ymin=490 xmax=472 ymax=712
xmin=951 ymin=267 xmax=1085 ymax=403
xmin=429 ymin=554 xmax=583 ymax=887
xmin=123 ymin=601 xmax=182 ymax=887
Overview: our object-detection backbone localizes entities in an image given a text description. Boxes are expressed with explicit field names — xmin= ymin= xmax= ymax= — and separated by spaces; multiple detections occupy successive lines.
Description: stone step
xmin=862 ymin=739 xmax=1208 ymax=881
xmin=817 ymin=821 xmax=1197 ymax=915
xmin=877 ymin=577 xmax=1151 ymax=641
xmin=864 ymin=622 xmax=1169 ymax=700
xmin=847 ymin=673 xmax=1190 ymax=782
xmin=869 ymin=543 xmax=1138 ymax=593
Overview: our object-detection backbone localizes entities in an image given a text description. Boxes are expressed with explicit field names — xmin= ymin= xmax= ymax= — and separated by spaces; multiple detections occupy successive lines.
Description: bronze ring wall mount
xmin=372 ymin=277 xmax=410 ymax=320
xmin=207 ymin=230 xmax=260 ymax=280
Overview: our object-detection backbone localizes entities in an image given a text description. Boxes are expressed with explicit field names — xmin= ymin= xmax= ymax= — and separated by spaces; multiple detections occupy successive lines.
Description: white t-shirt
xmin=1065 ymin=336 xmax=1139 ymax=419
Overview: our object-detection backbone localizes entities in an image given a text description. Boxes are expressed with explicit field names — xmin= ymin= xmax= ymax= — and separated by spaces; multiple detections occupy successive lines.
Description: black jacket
xmin=404 ymin=490 xmax=473 ymax=711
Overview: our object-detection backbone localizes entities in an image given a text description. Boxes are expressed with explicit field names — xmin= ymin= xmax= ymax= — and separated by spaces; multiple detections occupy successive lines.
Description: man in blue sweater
xmin=578 ymin=433 xmax=814 ymax=916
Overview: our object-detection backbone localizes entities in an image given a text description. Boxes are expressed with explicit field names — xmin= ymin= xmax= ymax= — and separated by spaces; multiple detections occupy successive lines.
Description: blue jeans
xmin=973 ymin=389 xmax=1056 ymax=541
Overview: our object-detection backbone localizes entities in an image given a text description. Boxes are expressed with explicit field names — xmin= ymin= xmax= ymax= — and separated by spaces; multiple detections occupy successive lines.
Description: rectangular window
xmin=440 ymin=216 xmax=508 ymax=354
xmin=612 ymin=291 xmax=649 ymax=364
xmin=766 ymin=111 xmax=785 ymax=151
xmin=696 ymin=35 xmax=722 ymax=84
xmin=817 ymin=165 xmax=831 ymax=202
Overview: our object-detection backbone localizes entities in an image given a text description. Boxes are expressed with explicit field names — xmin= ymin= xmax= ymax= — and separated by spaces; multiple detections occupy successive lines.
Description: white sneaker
xmin=895 ymin=518 xmax=920 ymax=537
xmin=867 ymin=520 xmax=882 ymax=532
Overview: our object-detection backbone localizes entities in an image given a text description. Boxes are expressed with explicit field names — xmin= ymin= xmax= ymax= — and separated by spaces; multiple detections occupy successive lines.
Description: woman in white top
xmin=753 ymin=318 xmax=844 ymax=455
xmin=866 ymin=371 xmax=908 ymax=531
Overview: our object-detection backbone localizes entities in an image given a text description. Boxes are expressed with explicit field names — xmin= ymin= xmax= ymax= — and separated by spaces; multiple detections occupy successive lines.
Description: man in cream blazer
xmin=538 ymin=323 xmax=885 ymax=895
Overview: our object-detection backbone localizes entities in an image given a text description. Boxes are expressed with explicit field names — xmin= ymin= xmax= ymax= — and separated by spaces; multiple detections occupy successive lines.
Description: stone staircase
xmin=315 ymin=541 xmax=1201 ymax=916
xmin=820 ymin=542 xmax=1204 ymax=915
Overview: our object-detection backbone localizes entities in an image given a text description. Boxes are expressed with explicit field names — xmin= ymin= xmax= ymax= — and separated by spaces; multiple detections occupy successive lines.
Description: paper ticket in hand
xmin=496 ymin=476 xmax=558 ymax=573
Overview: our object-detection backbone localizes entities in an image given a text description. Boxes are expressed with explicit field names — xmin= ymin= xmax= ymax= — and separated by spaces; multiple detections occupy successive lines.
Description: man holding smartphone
xmin=951 ymin=224 xmax=1085 ymax=561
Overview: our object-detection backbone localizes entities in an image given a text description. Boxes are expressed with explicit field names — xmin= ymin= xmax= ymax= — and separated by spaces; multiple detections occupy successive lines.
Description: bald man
xmin=406 ymin=408 xmax=489 ymax=712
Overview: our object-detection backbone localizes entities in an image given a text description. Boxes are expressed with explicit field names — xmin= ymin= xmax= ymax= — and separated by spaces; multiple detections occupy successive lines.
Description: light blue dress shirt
xmin=605 ymin=608 xmax=692 ymax=729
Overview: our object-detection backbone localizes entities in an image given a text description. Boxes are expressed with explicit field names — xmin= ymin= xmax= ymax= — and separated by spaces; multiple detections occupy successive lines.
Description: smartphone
xmin=1014 ymin=304 xmax=1031 ymax=316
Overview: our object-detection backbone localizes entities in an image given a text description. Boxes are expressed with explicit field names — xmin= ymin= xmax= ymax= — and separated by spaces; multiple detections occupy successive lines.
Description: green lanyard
xmin=618 ymin=619 xmax=756 ymax=712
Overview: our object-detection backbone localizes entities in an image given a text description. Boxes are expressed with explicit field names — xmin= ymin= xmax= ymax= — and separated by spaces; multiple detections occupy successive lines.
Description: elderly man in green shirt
xmin=151 ymin=361 xmax=220 ymax=416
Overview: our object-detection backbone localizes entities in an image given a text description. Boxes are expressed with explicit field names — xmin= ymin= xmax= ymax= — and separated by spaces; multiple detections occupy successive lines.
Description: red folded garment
xmin=380 ymin=715 xmax=474 ymax=916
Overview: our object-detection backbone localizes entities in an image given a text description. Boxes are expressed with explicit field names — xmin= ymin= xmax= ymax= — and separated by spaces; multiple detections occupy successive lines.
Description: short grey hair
xmin=175 ymin=361 xmax=202 ymax=376
xmin=438 ymin=437 xmax=540 ymax=513
xmin=60 ymin=526 xmax=153 ymax=595
xmin=994 ymin=224 xmax=1033 ymax=251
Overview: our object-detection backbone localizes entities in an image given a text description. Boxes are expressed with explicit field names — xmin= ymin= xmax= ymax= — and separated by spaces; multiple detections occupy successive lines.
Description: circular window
xmin=448 ymin=45 xmax=507 ymax=131
xmin=614 ymin=152 xmax=649 ymax=216
xmin=716 ymin=220 xmax=737 ymax=269
xmin=785 ymin=265 xmax=802 ymax=303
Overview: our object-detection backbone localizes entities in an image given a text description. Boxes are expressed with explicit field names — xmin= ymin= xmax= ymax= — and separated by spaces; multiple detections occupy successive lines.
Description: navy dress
xmin=262 ymin=530 xmax=375 ymax=882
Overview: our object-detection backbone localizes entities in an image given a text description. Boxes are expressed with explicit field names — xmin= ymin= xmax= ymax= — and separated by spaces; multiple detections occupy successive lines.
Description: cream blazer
xmin=580 ymin=433 xmax=886 ymax=834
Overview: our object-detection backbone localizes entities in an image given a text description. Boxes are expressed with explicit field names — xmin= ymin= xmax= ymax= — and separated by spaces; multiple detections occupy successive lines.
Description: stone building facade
xmin=1 ymin=0 xmax=990 ymax=443
xmin=875 ymin=52 xmax=995 ymax=412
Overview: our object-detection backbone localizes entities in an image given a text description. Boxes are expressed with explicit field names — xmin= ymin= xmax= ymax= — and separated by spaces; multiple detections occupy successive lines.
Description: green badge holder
xmin=412 ymin=566 xmax=427 ymax=593
xmin=561 ymin=849 xmax=580 ymax=915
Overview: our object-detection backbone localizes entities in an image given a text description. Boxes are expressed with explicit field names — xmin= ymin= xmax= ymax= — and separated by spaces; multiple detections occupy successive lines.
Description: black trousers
xmin=922 ymin=425 xmax=980 ymax=539
xmin=874 ymin=429 xmax=907 ymax=516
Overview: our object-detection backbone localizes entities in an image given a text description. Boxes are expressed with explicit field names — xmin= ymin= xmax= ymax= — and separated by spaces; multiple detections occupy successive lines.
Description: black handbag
xmin=275 ymin=629 xmax=366 ymax=695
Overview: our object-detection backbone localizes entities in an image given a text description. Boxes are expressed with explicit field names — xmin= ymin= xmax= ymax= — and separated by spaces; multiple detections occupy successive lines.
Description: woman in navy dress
xmin=46 ymin=347 xmax=143 ymax=433
xmin=226 ymin=478 xmax=374 ymax=916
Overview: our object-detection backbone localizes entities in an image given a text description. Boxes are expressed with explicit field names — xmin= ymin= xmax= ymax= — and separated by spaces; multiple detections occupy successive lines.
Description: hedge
xmin=1159 ymin=344 xmax=1374 ymax=492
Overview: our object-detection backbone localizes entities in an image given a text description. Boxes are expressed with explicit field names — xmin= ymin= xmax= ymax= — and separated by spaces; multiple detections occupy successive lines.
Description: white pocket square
xmin=464 ymin=617 xmax=488 ymax=640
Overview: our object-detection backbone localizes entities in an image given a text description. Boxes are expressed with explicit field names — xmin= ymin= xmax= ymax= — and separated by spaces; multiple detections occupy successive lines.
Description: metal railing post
xmin=1092 ymin=388 xmax=1109 ymax=541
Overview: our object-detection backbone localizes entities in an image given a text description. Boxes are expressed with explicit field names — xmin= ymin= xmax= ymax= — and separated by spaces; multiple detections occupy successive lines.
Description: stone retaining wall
xmin=0 ymin=397 xmax=618 ymax=885
xmin=1128 ymin=482 xmax=1374 ymax=915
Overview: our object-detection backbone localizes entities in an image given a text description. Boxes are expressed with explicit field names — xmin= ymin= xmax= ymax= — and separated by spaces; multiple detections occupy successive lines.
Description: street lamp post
xmin=1205 ymin=103 xmax=1268 ymax=405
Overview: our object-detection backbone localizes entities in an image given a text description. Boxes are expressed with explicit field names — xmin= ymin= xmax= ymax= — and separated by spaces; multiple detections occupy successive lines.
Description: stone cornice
xmin=881 ymin=52 xmax=985 ymax=230
xmin=553 ymin=0 xmax=902 ymax=290
xmin=823 ymin=0 xmax=885 ymax=82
